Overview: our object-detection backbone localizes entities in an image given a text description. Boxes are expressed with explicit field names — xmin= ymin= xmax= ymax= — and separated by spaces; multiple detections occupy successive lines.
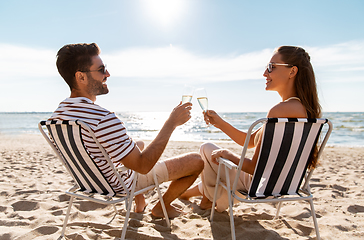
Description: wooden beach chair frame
xmin=210 ymin=118 xmax=333 ymax=240
xmin=39 ymin=120 xmax=170 ymax=240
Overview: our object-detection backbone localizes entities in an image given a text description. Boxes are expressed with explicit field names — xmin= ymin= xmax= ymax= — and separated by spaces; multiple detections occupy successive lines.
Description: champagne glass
xmin=181 ymin=85 xmax=194 ymax=104
xmin=195 ymin=88 xmax=208 ymax=112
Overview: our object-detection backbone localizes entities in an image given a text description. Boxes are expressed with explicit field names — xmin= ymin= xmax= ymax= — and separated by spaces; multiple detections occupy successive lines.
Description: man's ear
xmin=75 ymin=71 xmax=86 ymax=84
xmin=289 ymin=66 xmax=298 ymax=79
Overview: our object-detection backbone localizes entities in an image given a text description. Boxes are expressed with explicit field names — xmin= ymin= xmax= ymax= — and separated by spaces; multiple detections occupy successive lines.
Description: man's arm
xmin=121 ymin=102 xmax=192 ymax=174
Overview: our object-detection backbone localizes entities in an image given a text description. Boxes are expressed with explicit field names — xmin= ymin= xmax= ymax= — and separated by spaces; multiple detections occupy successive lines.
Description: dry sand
xmin=0 ymin=134 xmax=363 ymax=239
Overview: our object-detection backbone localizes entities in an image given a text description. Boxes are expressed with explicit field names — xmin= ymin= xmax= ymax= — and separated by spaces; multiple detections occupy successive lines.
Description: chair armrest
xmin=218 ymin=157 xmax=238 ymax=170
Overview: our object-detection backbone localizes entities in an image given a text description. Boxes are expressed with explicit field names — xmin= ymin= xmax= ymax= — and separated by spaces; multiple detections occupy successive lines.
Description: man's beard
xmin=87 ymin=74 xmax=109 ymax=96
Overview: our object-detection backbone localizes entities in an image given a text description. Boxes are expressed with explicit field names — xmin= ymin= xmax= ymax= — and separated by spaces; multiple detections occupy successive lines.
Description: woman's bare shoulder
xmin=267 ymin=101 xmax=307 ymax=118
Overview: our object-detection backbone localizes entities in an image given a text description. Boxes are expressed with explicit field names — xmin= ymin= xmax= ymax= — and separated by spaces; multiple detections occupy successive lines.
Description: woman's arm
xmin=204 ymin=110 xmax=258 ymax=148
xmin=209 ymin=143 xmax=259 ymax=176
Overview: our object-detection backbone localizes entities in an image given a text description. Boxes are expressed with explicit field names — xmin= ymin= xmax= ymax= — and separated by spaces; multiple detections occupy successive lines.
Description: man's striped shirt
xmin=50 ymin=97 xmax=136 ymax=193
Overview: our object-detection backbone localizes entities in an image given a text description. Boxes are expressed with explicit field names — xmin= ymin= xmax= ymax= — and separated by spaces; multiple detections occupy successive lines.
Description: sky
xmin=0 ymin=0 xmax=363 ymax=113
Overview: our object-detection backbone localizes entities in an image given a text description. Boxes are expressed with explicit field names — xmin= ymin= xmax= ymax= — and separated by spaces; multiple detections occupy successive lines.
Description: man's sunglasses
xmin=80 ymin=65 xmax=107 ymax=74
xmin=266 ymin=62 xmax=293 ymax=73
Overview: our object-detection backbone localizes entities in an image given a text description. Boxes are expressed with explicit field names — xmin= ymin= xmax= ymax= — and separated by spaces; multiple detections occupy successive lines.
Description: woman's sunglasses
xmin=266 ymin=62 xmax=293 ymax=73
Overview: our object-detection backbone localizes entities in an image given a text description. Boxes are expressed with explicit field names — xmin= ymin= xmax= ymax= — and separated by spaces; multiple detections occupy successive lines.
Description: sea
xmin=0 ymin=112 xmax=363 ymax=147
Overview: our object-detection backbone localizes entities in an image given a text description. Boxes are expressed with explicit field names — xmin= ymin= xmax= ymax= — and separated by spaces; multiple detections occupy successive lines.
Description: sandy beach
xmin=0 ymin=134 xmax=363 ymax=240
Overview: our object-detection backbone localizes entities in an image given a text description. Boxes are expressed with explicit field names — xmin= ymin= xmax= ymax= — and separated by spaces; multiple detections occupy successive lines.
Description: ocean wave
xmin=1 ymin=112 xmax=364 ymax=147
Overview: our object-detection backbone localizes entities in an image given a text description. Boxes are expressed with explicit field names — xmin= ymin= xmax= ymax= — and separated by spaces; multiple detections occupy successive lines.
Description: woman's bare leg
xmin=200 ymin=194 xmax=213 ymax=210
xmin=179 ymin=184 xmax=201 ymax=200
xmin=180 ymin=183 xmax=212 ymax=209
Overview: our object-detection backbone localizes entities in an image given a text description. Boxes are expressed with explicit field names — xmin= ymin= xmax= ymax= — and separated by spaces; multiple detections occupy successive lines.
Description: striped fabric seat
xmin=40 ymin=120 xmax=120 ymax=196
xmin=249 ymin=118 xmax=327 ymax=198
xmin=210 ymin=118 xmax=333 ymax=240
xmin=38 ymin=120 xmax=170 ymax=240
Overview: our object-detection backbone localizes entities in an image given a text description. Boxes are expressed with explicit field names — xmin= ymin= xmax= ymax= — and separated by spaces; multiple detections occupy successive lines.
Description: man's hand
xmin=121 ymin=101 xmax=193 ymax=174
xmin=166 ymin=102 xmax=192 ymax=128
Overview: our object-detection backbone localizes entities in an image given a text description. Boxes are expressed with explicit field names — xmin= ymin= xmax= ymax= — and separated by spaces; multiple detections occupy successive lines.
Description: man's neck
xmin=70 ymin=90 xmax=96 ymax=102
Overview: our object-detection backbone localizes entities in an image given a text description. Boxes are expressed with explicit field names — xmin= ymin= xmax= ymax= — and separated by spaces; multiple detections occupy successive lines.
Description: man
xmin=51 ymin=43 xmax=204 ymax=218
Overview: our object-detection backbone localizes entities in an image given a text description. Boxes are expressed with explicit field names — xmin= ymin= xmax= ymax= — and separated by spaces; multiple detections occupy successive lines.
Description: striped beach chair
xmin=38 ymin=120 xmax=170 ymax=240
xmin=210 ymin=118 xmax=333 ymax=240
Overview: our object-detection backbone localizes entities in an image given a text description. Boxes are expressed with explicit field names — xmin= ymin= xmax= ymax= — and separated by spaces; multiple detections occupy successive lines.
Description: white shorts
xmin=135 ymin=161 xmax=169 ymax=191
xmin=198 ymin=142 xmax=252 ymax=212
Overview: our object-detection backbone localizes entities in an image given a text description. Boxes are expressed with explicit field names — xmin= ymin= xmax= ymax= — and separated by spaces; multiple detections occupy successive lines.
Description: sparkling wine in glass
xmin=195 ymin=88 xmax=208 ymax=112
xmin=181 ymin=85 xmax=194 ymax=104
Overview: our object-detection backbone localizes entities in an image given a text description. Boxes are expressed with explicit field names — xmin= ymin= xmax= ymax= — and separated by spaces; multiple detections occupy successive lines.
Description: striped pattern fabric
xmin=49 ymin=97 xmax=136 ymax=194
xmin=248 ymin=118 xmax=327 ymax=198
xmin=41 ymin=120 xmax=118 ymax=196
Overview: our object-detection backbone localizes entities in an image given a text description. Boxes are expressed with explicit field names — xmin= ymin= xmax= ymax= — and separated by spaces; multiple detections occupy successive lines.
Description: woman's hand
xmin=203 ymin=110 xmax=223 ymax=128
xmin=211 ymin=148 xmax=230 ymax=165
xmin=211 ymin=148 xmax=241 ymax=166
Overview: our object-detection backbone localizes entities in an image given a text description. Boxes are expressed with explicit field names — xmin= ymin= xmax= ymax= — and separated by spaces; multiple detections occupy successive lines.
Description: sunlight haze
xmin=0 ymin=0 xmax=363 ymax=113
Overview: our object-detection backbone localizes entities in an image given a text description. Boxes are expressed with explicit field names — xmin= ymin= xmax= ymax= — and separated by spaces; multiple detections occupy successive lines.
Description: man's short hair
xmin=56 ymin=43 xmax=100 ymax=90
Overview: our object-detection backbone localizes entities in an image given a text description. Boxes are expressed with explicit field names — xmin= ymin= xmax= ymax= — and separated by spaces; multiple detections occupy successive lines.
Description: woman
xmin=180 ymin=46 xmax=322 ymax=212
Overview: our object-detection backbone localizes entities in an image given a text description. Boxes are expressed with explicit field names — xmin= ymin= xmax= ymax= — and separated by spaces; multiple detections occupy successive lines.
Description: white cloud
xmin=0 ymin=43 xmax=56 ymax=79
xmin=309 ymin=40 xmax=364 ymax=66
xmin=1 ymin=40 xmax=363 ymax=84
xmin=103 ymin=46 xmax=271 ymax=83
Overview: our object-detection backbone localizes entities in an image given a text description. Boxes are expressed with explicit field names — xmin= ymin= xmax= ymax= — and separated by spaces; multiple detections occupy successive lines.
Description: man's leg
xmin=180 ymin=142 xmax=221 ymax=210
xmin=151 ymin=152 xmax=204 ymax=218
xmin=135 ymin=141 xmax=147 ymax=213
xmin=134 ymin=194 xmax=146 ymax=213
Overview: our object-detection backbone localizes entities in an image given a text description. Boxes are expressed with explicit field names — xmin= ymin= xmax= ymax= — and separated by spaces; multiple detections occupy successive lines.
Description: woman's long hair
xmin=277 ymin=46 xmax=322 ymax=169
